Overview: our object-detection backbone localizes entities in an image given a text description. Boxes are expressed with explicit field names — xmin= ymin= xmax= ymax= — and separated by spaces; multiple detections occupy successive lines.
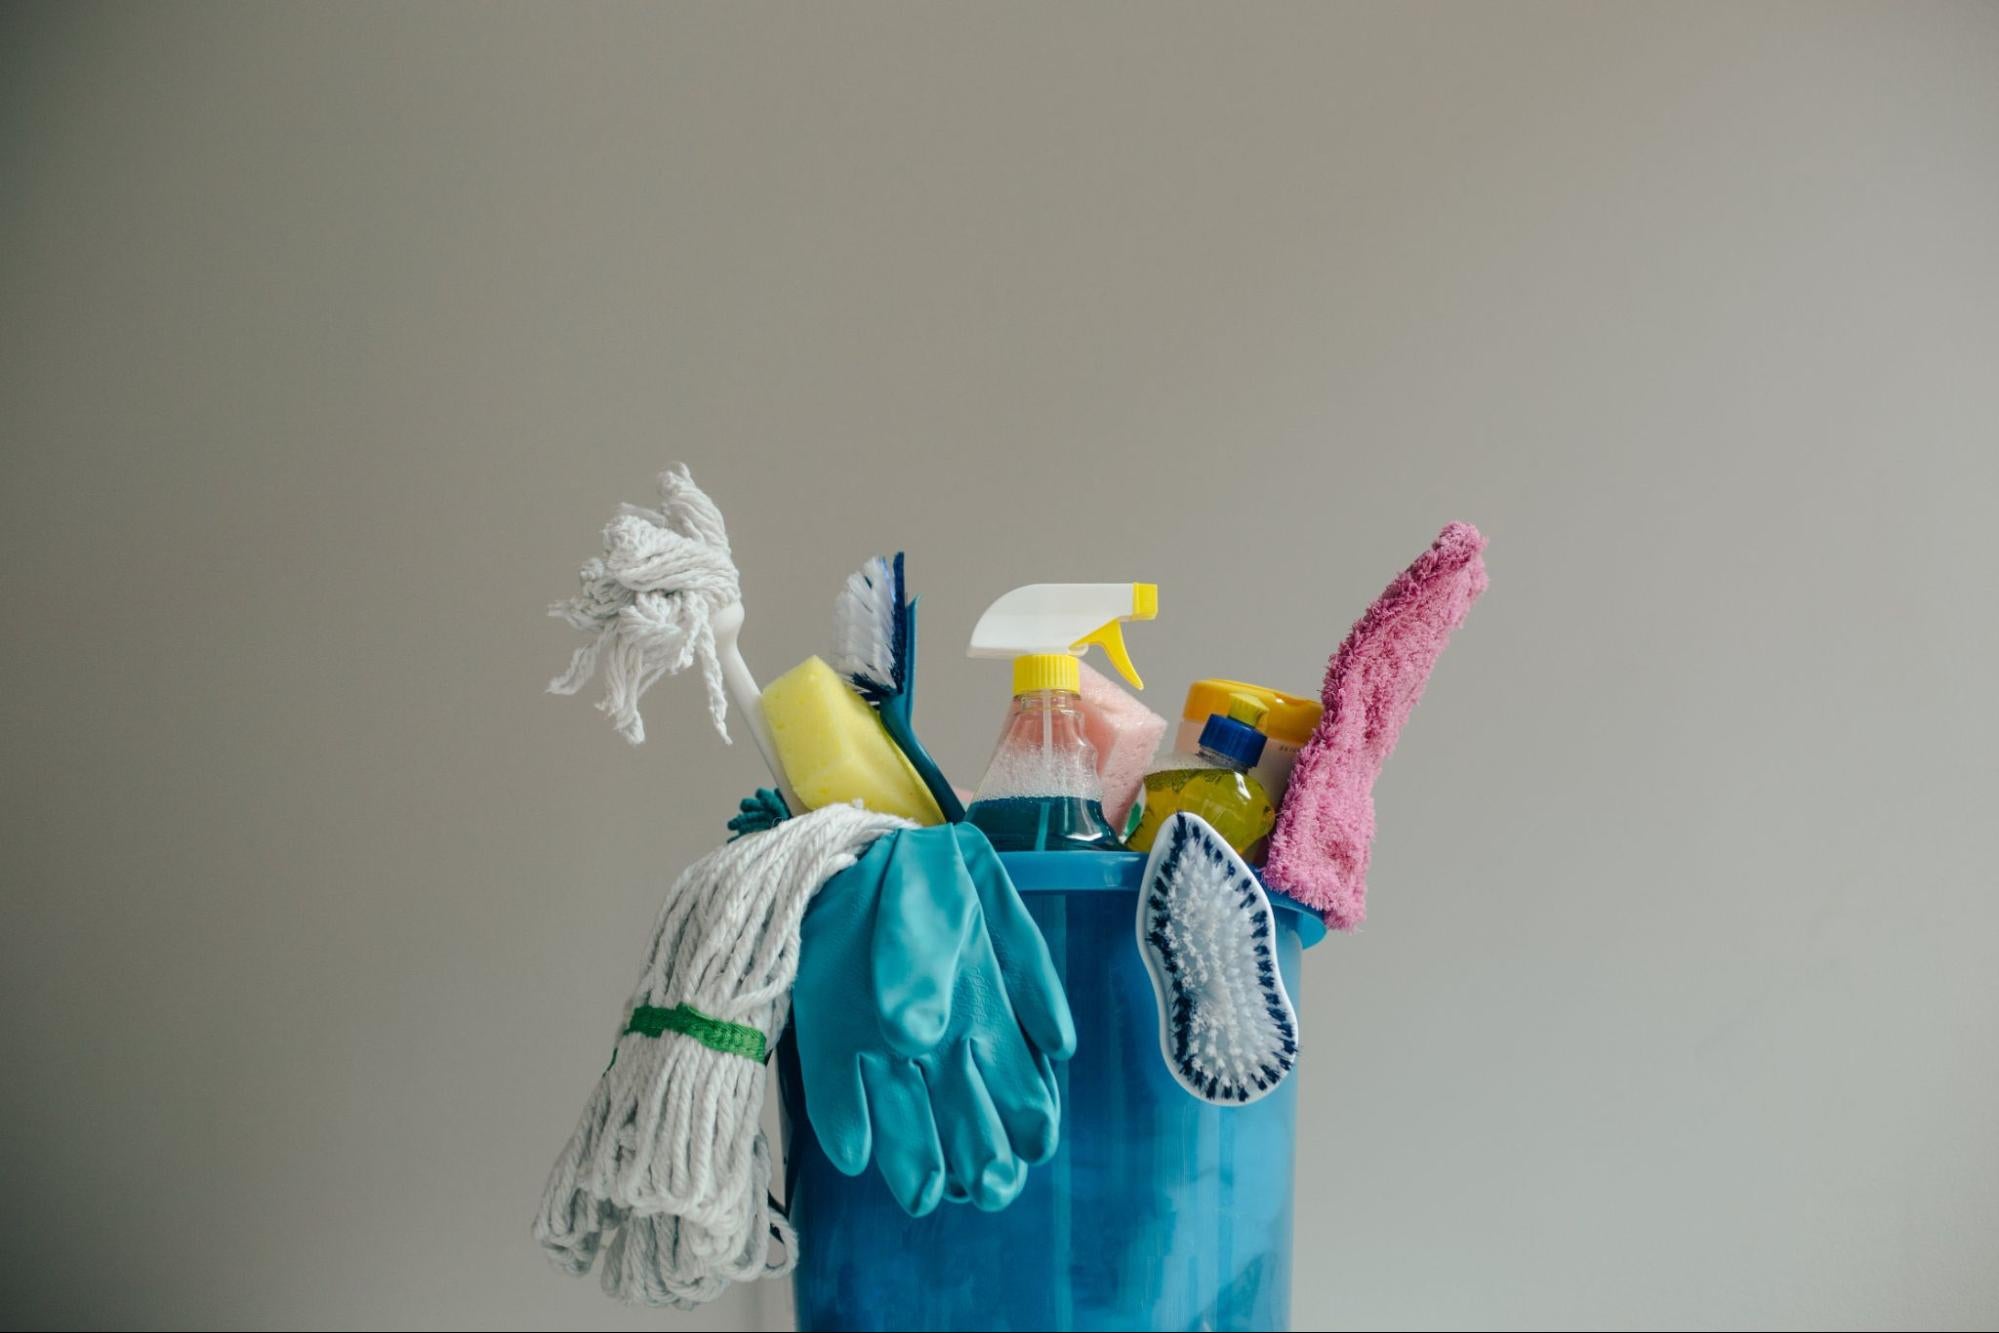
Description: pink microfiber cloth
xmin=1264 ymin=522 xmax=1487 ymax=930
xmin=1078 ymin=660 xmax=1168 ymax=830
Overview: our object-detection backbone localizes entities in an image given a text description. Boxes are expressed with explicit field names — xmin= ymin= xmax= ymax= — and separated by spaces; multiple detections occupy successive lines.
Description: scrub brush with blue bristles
xmin=1137 ymin=811 xmax=1299 ymax=1105
xmin=832 ymin=553 xmax=965 ymax=822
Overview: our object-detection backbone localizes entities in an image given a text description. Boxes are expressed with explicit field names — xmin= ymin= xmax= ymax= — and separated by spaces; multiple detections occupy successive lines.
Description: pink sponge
xmin=1264 ymin=523 xmax=1487 ymax=930
xmin=1077 ymin=661 xmax=1168 ymax=830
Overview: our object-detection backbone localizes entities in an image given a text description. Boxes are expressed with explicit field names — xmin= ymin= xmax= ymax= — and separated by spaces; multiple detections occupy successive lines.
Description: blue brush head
xmin=830 ymin=551 xmax=963 ymax=820
xmin=1137 ymin=813 xmax=1300 ymax=1105
xmin=888 ymin=551 xmax=907 ymax=694
xmin=834 ymin=551 xmax=907 ymax=702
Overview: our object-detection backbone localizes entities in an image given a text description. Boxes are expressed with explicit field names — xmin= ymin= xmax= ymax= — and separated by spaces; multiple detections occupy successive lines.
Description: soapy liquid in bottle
xmin=1127 ymin=763 xmax=1276 ymax=861
xmin=965 ymin=688 xmax=1122 ymax=852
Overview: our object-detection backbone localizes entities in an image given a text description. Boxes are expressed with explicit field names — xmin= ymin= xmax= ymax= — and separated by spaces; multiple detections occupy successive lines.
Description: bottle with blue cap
xmin=1127 ymin=691 xmax=1278 ymax=862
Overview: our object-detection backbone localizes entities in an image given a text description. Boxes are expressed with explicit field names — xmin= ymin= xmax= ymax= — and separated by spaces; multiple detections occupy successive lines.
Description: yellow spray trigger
xmin=1071 ymin=585 xmax=1156 ymax=690
xmin=1072 ymin=622 xmax=1141 ymax=690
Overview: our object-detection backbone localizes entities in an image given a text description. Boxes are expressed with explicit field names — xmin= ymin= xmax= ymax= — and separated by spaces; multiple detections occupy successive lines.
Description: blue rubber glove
xmin=793 ymin=823 xmax=1075 ymax=1217
xmin=726 ymin=787 xmax=791 ymax=840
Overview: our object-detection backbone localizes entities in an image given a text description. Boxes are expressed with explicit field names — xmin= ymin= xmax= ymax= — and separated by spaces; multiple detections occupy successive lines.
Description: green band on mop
xmin=624 ymin=1003 xmax=767 ymax=1063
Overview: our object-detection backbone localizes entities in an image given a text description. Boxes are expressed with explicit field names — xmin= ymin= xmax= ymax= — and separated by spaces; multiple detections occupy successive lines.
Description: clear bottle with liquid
xmin=963 ymin=582 xmax=1158 ymax=853
xmin=965 ymin=666 xmax=1123 ymax=852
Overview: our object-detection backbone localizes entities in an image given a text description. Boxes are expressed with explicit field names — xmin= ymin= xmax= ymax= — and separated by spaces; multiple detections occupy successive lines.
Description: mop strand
xmin=547 ymin=464 xmax=741 ymax=745
xmin=532 ymin=802 xmax=909 ymax=1308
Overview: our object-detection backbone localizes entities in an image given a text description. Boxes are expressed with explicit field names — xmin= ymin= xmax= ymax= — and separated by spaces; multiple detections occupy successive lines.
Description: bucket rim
xmin=995 ymin=850 xmax=1327 ymax=949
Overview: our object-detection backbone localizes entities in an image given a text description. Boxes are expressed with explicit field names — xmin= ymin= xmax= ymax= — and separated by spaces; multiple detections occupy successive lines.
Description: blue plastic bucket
xmin=778 ymin=850 xmax=1323 ymax=1332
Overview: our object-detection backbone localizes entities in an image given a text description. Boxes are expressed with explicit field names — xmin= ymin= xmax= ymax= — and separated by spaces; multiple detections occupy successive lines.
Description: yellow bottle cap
xmin=1181 ymin=679 xmax=1322 ymax=746
xmin=1013 ymin=653 xmax=1081 ymax=695
xmin=1226 ymin=692 xmax=1269 ymax=728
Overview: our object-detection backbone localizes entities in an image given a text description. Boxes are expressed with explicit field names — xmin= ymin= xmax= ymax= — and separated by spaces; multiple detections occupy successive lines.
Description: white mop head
xmin=532 ymin=802 xmax=908 ymax=1307
xmin=548 ymin=464 xmax=741 ymax=744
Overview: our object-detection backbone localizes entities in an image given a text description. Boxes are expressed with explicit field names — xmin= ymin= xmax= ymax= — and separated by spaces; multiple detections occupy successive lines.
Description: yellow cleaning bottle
xmin=1175 ymin=678 xmax=1322 ymax=809
xmin=1127 ymin=692 xmax=1277 ymax=862
xmin=964 ymin=582 xmax=1157 ymax=852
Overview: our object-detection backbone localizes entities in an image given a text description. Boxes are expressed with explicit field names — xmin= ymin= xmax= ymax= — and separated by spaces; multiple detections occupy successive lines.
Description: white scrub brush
xmin=832 ymin=552 xmax=965 ymax=821
xmin=1136 ymin=811 xmax=1299 ymax=1105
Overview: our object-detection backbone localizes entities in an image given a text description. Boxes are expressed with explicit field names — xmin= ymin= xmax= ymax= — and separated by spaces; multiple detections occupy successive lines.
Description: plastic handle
xmin=1072 ymin=621 xmax=1144 ymax=690
xmin=712 ymin=601 xmax=801 ymax=811
xmin=883 ymin=598 xmax=966 ymax=822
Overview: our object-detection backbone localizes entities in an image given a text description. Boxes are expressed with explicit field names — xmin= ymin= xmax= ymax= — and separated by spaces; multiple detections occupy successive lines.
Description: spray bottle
xmin=964 ymin=583 xmax=1158 ymax=852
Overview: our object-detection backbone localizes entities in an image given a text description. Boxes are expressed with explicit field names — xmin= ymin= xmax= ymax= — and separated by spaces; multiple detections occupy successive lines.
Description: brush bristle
xmin=1138 ymin=814 xmax=1299 ymax=1105
xmin=831 ymin=552 xmax=905 ymax=701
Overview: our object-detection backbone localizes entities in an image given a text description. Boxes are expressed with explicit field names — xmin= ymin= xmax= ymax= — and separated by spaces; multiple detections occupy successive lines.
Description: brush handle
xmin=713 ymin=601 xmax=802 ymax=813
xmin=890 ymin=598 xmax=965 ymax=822
xmin=883 ymin=697 xmax=966 ymax=823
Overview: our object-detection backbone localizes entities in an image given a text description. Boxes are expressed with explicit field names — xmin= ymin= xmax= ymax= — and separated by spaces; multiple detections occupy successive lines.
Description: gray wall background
xmin=4 ymin=3 xmax=1996 ymax=1329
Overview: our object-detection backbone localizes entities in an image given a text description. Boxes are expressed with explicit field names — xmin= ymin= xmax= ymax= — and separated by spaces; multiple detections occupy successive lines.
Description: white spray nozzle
xmin=968 ymin=582 xmax=1158 ymax=690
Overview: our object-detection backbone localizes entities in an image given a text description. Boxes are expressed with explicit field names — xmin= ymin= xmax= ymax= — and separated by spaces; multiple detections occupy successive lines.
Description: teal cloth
xmin=793 ymin=823 xmax=1075 ymax=1217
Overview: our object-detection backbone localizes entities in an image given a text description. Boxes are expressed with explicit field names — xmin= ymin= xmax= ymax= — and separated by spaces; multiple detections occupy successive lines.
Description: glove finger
xmin=860 ymin=1054 xmax=947 ymax=1218
xmin=971 ymin=1023 xmax=1063 ymax=1168
xmin=873 ymin=831 xmax=978 ymax=1055
xmin=802 ymin=1049 xmax=872 ymax=1177
xmin=930 ymin=1039 xmax=1025 ymax=1212
xmin=954 ymin=824 xmax=1077 ymax=1060
xmin=795 ymin=837 xmax=895 ymax=1176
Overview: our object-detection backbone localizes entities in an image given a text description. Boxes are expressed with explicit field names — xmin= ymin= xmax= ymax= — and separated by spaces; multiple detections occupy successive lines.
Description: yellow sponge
xmin=761 ymin=656 xmax=944 ymax=825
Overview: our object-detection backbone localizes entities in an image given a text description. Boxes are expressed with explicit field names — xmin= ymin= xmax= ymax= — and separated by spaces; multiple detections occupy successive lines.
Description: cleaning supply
xmin=1137 ymin=812 xmax=1299 ymax=1105
xmin=726 ymin=787 xmax=791 ymax=841
xmin=1076 ymin=661 xmax=1168 ymax=832
xmin=533 ymin=802 xmax=908 ymax=1308
xmin=1174 ymin=679 xmax=1323 ymax=810
xmin=964 ymin=582 xmax=1158 ymax=852
xmin=793 ymin=823 xmax=1074 ymax=1216
xmin=832 ymin=553 xmax=966 ymax=821
xmin=761 ymin=656 xmax=946 ymax=824
xmin=1264 ymin=522 xmax=1488 ymax=929
xmin=782 ymin=848 xmax=1322 ymax=1332
xmin=547 ymin=465 xmax=800 ymax=811
xmin=1128 ymin=692 xmax=1279 ymax=862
